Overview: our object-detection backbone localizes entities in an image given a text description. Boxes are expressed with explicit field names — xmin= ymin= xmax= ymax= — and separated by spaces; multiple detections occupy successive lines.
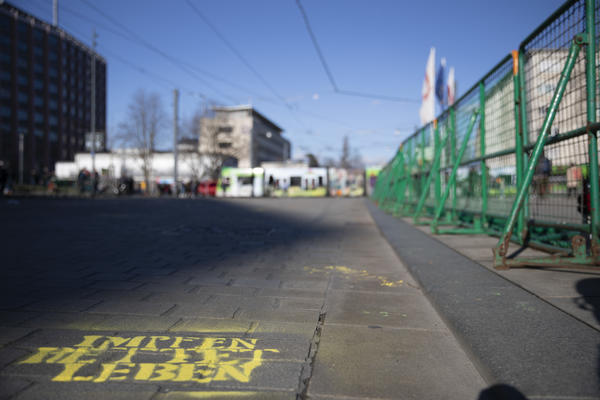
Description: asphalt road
xmin=0 ymin=197 xmax=486 ymax=399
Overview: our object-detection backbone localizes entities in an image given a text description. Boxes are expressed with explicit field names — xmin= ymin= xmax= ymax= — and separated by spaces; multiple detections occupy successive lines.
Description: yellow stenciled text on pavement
xmin=19 ymin=335 xmax=279 ymax=384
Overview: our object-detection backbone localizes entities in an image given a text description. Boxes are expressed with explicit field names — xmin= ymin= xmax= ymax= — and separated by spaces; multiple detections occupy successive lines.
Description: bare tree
xmin=338 ymin=136 xmax=363 ymax=169
xmin=177 ymin=109 xmax=204 ymax=183
xmin=306 ymin=153 xmax=320 ymax=167
xmin=118 ymin=89 xmax=166 ymax=193
xmin=340 ymin=136 xmax=351 ymax=169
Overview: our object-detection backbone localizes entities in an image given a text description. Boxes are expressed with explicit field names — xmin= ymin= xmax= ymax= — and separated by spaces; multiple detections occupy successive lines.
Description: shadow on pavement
xmin=478 ymin=384 xmax=529 ymax=400
xmin=0 ymin=197 xmax=338 ymax=315
xmin=575 ymin=278 xmax=600 ymax=384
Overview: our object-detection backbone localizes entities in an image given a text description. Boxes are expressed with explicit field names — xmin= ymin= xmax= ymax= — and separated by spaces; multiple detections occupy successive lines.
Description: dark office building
xmin=0 ymin=1 xmax=106 ymax=182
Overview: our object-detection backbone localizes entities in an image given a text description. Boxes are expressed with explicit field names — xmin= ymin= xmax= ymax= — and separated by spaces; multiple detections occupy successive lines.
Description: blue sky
xmin=13 ymin=0 xmax=564 ymax=165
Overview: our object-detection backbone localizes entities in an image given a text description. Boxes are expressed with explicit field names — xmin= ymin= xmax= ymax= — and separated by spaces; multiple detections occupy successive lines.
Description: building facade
xmin=0 ymin=1 xmax=106 ymax=181
xmin=199 ymin=105 xmax=290 ymax=168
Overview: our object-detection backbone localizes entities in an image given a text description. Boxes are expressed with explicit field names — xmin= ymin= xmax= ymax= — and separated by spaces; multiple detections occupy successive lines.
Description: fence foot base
xmin=494 ymin=256 xmax=600 ymax=271
xmin=434 ymin=227 xmax=486 ymax=235
xmin=493 ymin=235 xmax=600 ymax=270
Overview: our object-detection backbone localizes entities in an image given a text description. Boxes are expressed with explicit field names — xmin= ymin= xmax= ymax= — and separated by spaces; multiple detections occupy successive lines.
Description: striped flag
xmin=419 ymin=48 xmax=435 ymax=125
xmin=435 ymin=57 xmax=446 ymax=106
xmin=447 ymin=67 xmax=456 ymax=106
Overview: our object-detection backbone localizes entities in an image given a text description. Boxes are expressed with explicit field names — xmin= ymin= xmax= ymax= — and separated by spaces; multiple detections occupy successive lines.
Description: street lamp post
xmin=18 ymin=131 xmax=24 ymax=185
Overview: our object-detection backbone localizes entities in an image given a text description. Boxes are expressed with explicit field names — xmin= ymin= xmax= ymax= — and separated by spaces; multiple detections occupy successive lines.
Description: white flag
xmin=419 ymin=47 xmax=436 ymax=125
xmin=447 ymin=67 xmax=456 ymax=106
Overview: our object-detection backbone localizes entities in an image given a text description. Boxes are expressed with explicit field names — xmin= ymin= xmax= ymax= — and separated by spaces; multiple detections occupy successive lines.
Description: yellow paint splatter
xmin=162 ymin=392 xmax=258 ymax=399
xmin=306 ymin=266 xmax=404 ymax=287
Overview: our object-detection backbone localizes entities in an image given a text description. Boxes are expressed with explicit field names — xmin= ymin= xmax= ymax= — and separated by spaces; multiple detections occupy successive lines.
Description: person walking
xmin=566 ymin=163 xmax=582 ymax=197
xmin=534 ymin=151 xmax=552 ymax=197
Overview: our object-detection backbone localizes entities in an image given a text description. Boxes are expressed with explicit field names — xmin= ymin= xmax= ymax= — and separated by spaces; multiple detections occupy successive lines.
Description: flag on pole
xmin=419 ymin=47 xmax=435 ymax=125
xmin=447 ymin=67 xmax=456 ymax=106
xmin=435 ymin=57 xmax=446 ymax=107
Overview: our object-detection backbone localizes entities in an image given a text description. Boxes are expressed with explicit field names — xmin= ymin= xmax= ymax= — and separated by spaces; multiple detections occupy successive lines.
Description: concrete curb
xmin=366 ymin=200 xmax=600 ymax=398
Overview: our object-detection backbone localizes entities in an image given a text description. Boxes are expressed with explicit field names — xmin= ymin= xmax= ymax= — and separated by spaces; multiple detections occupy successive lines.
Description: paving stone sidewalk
xmin=0 ymin=197 xmax=486 ymax=399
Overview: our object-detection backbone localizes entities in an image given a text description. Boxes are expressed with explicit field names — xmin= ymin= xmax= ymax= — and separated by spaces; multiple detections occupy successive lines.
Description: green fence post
xmin=404 ymin=139 xmax=419 ymax=215
xmin=413 ymin=122 xmax=449 ymax=223
xmin=420 ymin=128 xmax=426 ymax=196
xmin=434 ymin=119 xmax=442 ymax=216
xmin=512 ymin=50 xmax=525 ymax=244
xmin=382 ymin=155 xmax=401 ymax=210
xmin=450 ymin=107 xmax=457 ymax=221
xmin=373 ymin=165 xmax=387 ymax=204
xmin=586 ymin=0 xmax=600 ymax=259
xmin=493 ymin=38 xmax=583 ymax=268
xmin=387 ymin=150 xmax=404 ymax=210
xmin=393 ymin=148 xmax=407 ymax=215
xmin=431 ymin=109 xmax=479 ymax=233
xmin=479 ymin=82 xmax=488 ymax=230
xmin=518 ymin=48 xmax=530 ymax=239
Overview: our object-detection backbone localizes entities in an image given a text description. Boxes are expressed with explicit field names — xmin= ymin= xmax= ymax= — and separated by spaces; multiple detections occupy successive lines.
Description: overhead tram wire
xmin=184 ymin=0 xmax=311 ymax=131
xmin=57 ymin=18 xmax=222 ymax=103
xmin=78 ymin=0 xmax=239 ymax=105
xmin=52 ymin=0 xmax=279 ymax=105
xmin=184 ymin=0 xmax=290 ymax=107
xmin=295 ymin=0 xmax=419 ymax=104
xmin=99 ymin=47 xmax=179 ymax=90
xmin=77 ymin=0 xmax=353 ymax=132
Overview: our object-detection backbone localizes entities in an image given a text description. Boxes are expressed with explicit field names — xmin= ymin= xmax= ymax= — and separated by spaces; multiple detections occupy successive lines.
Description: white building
xmin=200 ymin=105 xmax=291 ymax=168
xmin=55 ymin=149 xmax=207 ymax=184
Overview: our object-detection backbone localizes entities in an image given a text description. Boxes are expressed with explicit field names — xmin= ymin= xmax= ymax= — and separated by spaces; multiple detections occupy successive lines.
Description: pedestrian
xmin=221 ymin=177 xmax=230 ymax=197
xmin=566 ymin=163 xmax=582 ymax=197
xmin=467 ymin=166 xmax=478 ymax=198
xmin=534 ymin=151 xmax=551 ymax=197
xmin=77 ymin=169 xmax=86 ymax=194
xmin=93 ymin=170 xmax=99 ymax=194
xmin=0 ymin=160 xmax=7 ymax=196
xmin=282 ymin=178 xmax=289 ymax=196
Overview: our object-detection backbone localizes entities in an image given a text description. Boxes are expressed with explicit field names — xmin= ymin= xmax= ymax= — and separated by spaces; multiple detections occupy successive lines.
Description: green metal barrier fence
xmin=373 ymin=0 xmax=600 ymax=269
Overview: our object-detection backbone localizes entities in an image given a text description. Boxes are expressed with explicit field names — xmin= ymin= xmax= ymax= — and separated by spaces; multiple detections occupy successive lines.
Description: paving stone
xmin=0 ymin=347 xmax=32 ymax=369
xmin=325 ymin=291 xmax=446 ymax=330
xmin=83 ymin=272 xmax=139 ymax=281
xmin=248 ymin=321 xmax=316 ymax=341
xmin=19 ymin=312 xmax=108 ymax=331
xmin=280 ymin=280 xmax=328 ymax=291
xmin=168 ymin=318 xmax=252 ymax=335
xmin=88 ymin=281 xmax=144 ymax=291
xmin=24 ymin=299 xmax=101 ymax=313
xmin=230 ymin=279 xmax=282 ymax=289
xmin=13 ymin=382 xmax=158 ymax=400
xmin=0 ymin=297 xmax=37 ymax=311
xmin=155 ymin=390 xmax=295 ymax=400
xmin=237 ymin=308 xmax=320 ymax=324
xmin=0 ymin=376 xmax=31 ymax=399
xmin=86 ymin=301 xmax=175 ymax=316
xmin=84 ymin=289 xmax=155 ymax=302
xmin=0 ymin=327 xmax=37 ymax=347
xmin=90 ymin=315 xmax=181 ymax=332
xmin=144 ymin=291 xmax=213 ymax=304
xmin=255 ymin=288 xmax=325 ymax=299
xmin=128 ymin=267 xmax=178 ymax=276
xmin=194 ymin=286 xmax=259 ymax=297
xmin=308 ymin=324 xmax=485 ymax=399
xmin=0 ymin=311 xmax=40 ymax=326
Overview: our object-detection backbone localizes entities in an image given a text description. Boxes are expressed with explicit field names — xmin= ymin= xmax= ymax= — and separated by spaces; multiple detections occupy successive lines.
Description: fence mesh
xmin=374 ymin=0 xmax=599 ymax=251
xmin=522 ymin=0 xmax=588 ymax=227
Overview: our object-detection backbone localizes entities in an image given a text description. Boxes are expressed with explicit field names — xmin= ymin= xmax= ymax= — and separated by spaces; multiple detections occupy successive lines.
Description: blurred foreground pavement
xmin=0 ymin=197 xmax=486 ymax=399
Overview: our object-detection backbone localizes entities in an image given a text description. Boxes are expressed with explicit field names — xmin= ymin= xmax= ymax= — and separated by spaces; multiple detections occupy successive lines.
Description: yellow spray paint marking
xmin=163 ymin=392 xmax=259 ymax=399
xmin=19 ymin=335 xmax=279 ymax=384
xmin=304 ymin=265 xmax=403 ymax=288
